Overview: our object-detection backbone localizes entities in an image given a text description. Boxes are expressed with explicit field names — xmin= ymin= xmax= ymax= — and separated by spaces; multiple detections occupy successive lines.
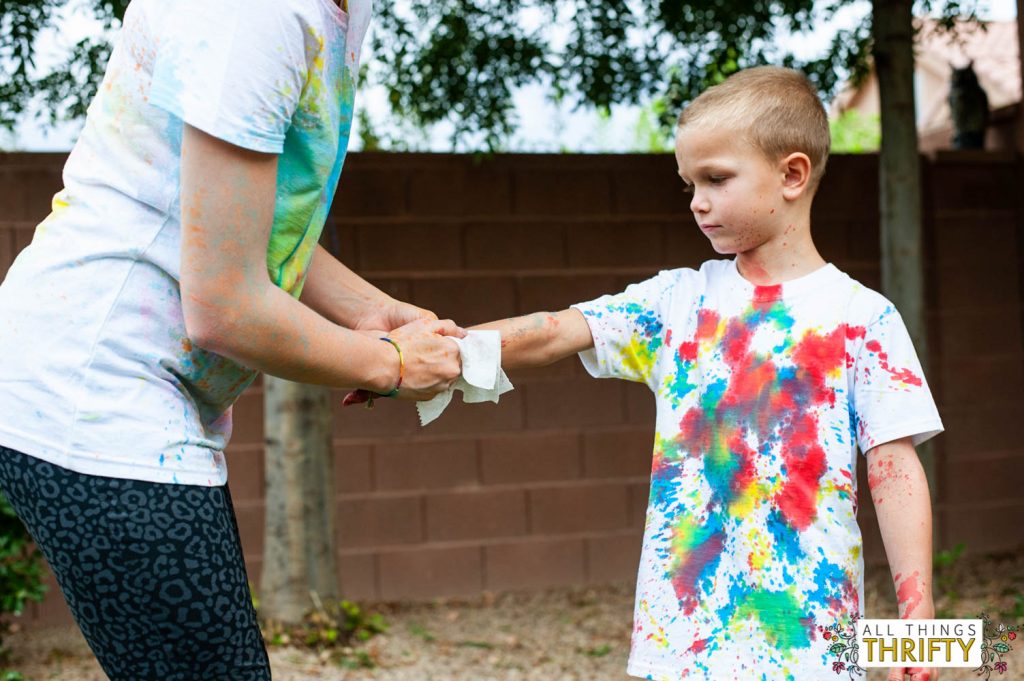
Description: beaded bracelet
xmin=366 ymin=337 xmax=404 ymax=409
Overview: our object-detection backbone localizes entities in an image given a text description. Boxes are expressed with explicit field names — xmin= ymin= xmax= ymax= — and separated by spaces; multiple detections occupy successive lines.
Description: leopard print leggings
xmin=0 ymin=445 xmax=271 ymax=680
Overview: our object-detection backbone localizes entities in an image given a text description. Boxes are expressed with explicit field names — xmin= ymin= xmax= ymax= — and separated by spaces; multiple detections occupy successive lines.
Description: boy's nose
xmin=690 ymin=192 xmax=709 ymax=214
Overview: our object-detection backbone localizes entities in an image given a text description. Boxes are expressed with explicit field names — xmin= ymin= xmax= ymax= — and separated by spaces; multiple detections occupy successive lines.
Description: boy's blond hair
xmin=677 ymin=66 xmax=831 ymax=190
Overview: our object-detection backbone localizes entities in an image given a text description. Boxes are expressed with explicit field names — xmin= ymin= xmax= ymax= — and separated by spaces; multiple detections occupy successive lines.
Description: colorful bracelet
xmin=366 ymin=337 xmax=403 ymax=409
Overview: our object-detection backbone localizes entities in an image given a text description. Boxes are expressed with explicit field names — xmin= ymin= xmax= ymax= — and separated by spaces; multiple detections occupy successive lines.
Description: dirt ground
xmin=7 ymin=550 xmax=1022 ymax=681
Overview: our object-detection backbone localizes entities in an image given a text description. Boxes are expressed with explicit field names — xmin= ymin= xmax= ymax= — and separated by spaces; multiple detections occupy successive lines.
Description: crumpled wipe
xmin=417 ymin=330 xmax=514 ymax=426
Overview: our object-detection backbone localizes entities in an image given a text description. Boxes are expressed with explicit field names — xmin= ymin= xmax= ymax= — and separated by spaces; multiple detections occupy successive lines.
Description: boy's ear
xmin=780 ymin=152 xmax=812 ymax=200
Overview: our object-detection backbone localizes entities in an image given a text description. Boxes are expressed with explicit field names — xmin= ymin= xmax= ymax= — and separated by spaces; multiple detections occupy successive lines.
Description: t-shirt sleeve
xmin=149 ymin=0 xmax=308 ymax=154
xmin=570 ymin=269 xmax=679 ymax=389
xmin=851 ymin=305 xmax=944 ymax=455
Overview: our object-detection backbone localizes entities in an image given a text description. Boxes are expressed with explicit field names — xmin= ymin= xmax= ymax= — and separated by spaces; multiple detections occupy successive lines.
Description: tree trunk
xmin=259 ymin=377 xmax=338 ymax=623
xmin=1017 ymin=0 xmax=1024 ymax=155
xmin=871 ymin=1 xmax=937 ymax=530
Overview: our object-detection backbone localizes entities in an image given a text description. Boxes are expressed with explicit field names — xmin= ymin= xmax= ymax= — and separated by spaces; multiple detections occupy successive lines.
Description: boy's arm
xmin=471 ymin=309 xmax=594 ymax=370
xmin=868 ymin=436 xmax=937 ymax=681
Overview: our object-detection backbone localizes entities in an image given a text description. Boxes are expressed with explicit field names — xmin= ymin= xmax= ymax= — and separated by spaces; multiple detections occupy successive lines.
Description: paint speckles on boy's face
xmin=674 ymin=124 xmax=789 ymax=255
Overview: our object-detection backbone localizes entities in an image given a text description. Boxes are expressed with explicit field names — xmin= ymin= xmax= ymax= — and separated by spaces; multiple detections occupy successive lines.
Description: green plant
xmin=934 ymin=542 xmax=966 ymax=570
xmin=337 ymin=648 xmax=375 ymax=670
xmin=0 ymin=492 xmax=47 ymax=664
xmin=999 ymin=591 xmax=1024 ymax=621
xmin=408 ymin=623 xmax=436 ymax=642
xmin=829 ymin=110 xmax=881 ymax=153
xmin=260 ymin=598 xmax=387 ymax=669
xmin=933 ymin=542 xmax=966 ymax=618
xmin=632 ymin=99 xmax=675 ymax=153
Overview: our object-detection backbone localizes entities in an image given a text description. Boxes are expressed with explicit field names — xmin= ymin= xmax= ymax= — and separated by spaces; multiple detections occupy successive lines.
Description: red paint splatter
xmin=689 ymin=638 xmax=709 ymax=654
xmin=845 ymin=325 xmax=866 ymax=367
xmin=896 ymin=571 xmax=923 ymax=618
xmin=696 ymin=309 xmax=720 ymax=342
xmin=678 ymin=341 xmax=698 ymax=362
xmin=754 ymin=285 xmax=782 ymax=304
xmin=846 ymin=325 xmax=867 ymax=341
xmin=792 ymin=326 xmax=846 ymax=408
xmin=867 ymin=456 xmax=911 ymax=506
xmin=671 ymin=530 xmax=726 ymax=615
xmin=775 ymin=412 xmax=828 ymax=530
xmin=721 ymin=319 xmax=753 ymax=366
xmin=865 ymin=340 xmax=923 ymax=386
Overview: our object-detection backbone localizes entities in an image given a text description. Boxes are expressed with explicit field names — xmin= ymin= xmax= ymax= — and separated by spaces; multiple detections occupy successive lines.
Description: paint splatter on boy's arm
xmin=894 ymin=570 xmax=925 ymax=618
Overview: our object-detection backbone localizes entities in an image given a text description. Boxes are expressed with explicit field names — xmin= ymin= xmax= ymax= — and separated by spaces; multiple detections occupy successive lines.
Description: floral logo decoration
xmin=820 ymin=615 xmax=866 ymax=678
xmin=974 ymin=612 xmax=1020 ymax=679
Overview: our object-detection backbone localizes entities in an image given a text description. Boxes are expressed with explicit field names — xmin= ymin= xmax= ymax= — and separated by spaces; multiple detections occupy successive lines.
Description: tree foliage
xmin=1 ymin=0 xmax=986 ymax=146
xmin=1 ymin=0 xmax=128 ymax=129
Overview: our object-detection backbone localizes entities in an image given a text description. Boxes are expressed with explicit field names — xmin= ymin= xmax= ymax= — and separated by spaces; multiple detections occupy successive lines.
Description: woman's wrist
xmin=363 ymin=333 xmax=402 ymax=394
xmin=375 ymin=338 xmax=404 ymax=397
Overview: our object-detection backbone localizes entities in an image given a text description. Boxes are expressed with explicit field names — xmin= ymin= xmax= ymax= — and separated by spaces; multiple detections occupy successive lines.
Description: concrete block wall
xmin=0 ymin=151 xmax=1021 ymax=627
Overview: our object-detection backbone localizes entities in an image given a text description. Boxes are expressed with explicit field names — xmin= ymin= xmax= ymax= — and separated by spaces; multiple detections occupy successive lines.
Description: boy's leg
xmin=0 ymin=445 xmax=271 ymax=681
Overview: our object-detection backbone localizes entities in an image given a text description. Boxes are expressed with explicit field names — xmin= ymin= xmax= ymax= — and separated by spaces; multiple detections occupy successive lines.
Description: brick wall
xmin=1 ymin=151 xmax=1022 ymax=627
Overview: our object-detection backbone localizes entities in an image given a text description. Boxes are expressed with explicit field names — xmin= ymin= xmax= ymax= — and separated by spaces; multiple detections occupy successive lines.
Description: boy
xmin=475 ymin=67 xmax=942 ymax=680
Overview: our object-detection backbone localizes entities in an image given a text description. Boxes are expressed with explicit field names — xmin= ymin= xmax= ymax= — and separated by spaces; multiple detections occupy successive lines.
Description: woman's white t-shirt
xmin=0 ymin=0 xmax=371 ymax=486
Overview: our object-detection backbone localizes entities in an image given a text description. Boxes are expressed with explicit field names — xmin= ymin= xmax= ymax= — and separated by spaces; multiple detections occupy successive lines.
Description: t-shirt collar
xmin=725 ymin=257 xmax=841 ymax=301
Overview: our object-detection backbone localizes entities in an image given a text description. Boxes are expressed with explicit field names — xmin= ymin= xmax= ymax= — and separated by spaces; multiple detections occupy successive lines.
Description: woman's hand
xmin=343 ymin=318 xmax=467 ymax=405
xmin=354 ymin=299 xmax=437 ymax=332
xmin=386 ymin=318 xmax=466 ymax=400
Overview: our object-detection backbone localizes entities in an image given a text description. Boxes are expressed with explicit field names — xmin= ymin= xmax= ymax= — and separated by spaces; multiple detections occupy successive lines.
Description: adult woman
xmin=0 ymin=0 xmax=459 ymax=678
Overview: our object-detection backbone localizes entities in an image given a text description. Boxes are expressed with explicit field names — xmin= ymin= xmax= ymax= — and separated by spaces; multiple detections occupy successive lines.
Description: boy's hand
xmin=888 ymin=666 xmax=937 ymax=680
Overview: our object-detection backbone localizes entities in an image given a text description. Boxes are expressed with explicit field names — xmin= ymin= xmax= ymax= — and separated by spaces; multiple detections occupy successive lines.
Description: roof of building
xmin=831 ymin=17 xmax=1020 ymax=133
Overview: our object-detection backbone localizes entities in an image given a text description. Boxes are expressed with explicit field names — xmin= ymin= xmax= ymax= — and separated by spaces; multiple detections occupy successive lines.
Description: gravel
xmin=8 ymin=551 xmax=1022 ymax=681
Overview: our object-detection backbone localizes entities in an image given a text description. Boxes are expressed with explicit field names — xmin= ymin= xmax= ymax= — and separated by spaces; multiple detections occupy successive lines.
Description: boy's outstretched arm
xmin=472 ymin=309 xmax=594 ymax=370
xmin=868 ymin=436 xmax=938 ymax=681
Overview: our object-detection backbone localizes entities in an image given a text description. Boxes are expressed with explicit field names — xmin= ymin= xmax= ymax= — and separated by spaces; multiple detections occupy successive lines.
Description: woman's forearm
xmin=188 ymin=279 xmax=399 ymax=393
xmin=868 ymin=438 xmax=935 ymax=619
xmin=299 ymin=244 xmax=393 ymax=328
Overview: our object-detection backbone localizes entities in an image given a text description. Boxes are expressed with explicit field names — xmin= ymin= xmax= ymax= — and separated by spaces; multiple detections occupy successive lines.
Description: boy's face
xmin=674 ymin=124 xmax=796 ymax=256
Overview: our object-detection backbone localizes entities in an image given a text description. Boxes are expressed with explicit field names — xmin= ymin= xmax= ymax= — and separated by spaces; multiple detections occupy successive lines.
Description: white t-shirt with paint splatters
xmin=572 ymin=259 xmax=943 ymax=681
xmin=0 ymin=0 xmax=371 ymax=486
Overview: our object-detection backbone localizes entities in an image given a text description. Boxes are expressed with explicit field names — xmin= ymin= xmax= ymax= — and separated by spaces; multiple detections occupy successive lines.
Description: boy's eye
xmin=709 ymin=176 xmax=727 ymax=184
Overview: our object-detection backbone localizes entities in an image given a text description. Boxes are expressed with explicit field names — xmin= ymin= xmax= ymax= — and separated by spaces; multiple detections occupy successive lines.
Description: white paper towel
xmin=417 ymin=330 xmax=514 ymax=426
